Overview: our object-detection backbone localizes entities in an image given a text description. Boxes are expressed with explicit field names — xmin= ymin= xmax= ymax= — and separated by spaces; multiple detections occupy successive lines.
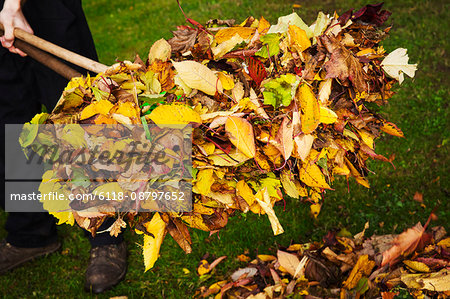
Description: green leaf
xmin=71 ymin=167 xmax=91 ymax=188
xmin=255 ymin=33 xmax=281 ymax=58
xmin=262 ymin=74 xmax=296 ymax=108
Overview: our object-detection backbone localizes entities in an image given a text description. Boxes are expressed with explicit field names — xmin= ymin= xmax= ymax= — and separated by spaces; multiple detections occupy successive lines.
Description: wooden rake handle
xmin=0 ymin=23 xmax=109 ymax=78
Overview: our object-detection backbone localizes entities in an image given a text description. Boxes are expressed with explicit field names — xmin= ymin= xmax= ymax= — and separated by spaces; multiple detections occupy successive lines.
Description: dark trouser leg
xmin=5 ymin=213 xmax=57 ymax=248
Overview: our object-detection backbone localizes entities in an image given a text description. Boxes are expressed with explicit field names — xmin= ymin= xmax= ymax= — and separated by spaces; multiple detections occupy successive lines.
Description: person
xmin=0 ymin=0 xmax=127 ymax=294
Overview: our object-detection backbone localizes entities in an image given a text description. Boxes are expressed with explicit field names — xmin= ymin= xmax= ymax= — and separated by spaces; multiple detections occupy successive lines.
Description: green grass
xmin=1 ymin=0 xmax=449 ymax=297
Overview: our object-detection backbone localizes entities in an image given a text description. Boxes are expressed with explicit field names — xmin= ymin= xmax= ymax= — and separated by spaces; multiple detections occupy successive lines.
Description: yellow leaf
xmin=217 ymin=72 xmax=235 ymax=90
xmin=172 ymin=60 xmax=223 ymax=95
xmin=257 ymin=254 xmax=277 ymax=262
xmin=193 ymin=203 xmax=215 ymax=215
xmin=401 ymin=269 xmax=450 ymax=292
xmin=214 ymin=27 xmax=256 ymax=44
xmin=280 ymin=170 xmax=300 ymax=199
xmin=147 ymin=104 xmax=201 ymax=125
xmin=208 ymin=149 xmax=250 ymax=166
xmin=195 ymin=169 xmax=215 ymax=195
xmin=310 ymin=203 xmax=321 ymax=218
xmin=93 ymin=182 xmax=123 ymax=198
xmin=80 ymin=99 xmax=114 ymax=120
xmin=236 ymin=180 xmax=256 ymax=206
xmin=296 ymin=83 xmax=320 ymax=134
xmin=299 ymin=162 xmax=331 ymax=189
xmin=143 ymin=212 xmax=167 ymax=271
xmin=345 ymin=158 xmax=370 ymax=188
xmin=255 ymin=187 xmax=284 ymax=235
xmin=181 ymin=214 xmax=210 ymax=231
xmin=381 ymin=121 xmax=404 ymax=138
xmin=358 ymin=129 xmax=375 ymax=149
xmin=437 ymin=237 xmax=450 ymax=248
xmin=197 ymin=259 xmax=210 ymax=276
xmin=288 ymin=25 xmax=311 ymax=53
xmin=225 ymin=116 xmax=256 ymax=158
xmin=148 ymin=38 xmax=171 ymax=64
xmin=111 ymin=101 xmax=140 ymax=119
xmin=343 ymin=255 xmax=375 ymax=289
xmin=319 ymin=106 xmax=338 ymax=124
xmin=403 ymin=260 xmax=430 ymax=273
xmin=60 ymin=125 xmax=87 ymax=148
xmin=212 ymin=34 xmax=245 ymax=59
xmin=257 ymin=16 xmax=271 ymax=34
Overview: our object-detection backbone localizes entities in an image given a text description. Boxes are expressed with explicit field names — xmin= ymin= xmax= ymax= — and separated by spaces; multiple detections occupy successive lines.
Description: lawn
xmin=0 ymin=0 xmax=448 ymax=297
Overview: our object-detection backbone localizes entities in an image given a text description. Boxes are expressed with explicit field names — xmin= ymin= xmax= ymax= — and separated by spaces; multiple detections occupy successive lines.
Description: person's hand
xmin=0 ymin=0 xmax=33 ymax=57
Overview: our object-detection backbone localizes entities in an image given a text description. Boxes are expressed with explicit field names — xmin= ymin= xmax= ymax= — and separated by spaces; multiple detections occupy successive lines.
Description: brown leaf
xmin=167 ymin=217 xmax=192 ymax=254
xmin=320 ymin=35 xmax=367 ymax=93
xmin=168 ymin=25 xmax=197 ymax=54
xmin=381 ymin=222 xmax=429 ymax=267
xmin=413 ymin=191 xmax=423 ymax=203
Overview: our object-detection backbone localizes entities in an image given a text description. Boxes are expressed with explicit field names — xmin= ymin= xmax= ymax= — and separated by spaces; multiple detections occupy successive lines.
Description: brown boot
xmin=0 ymin=239 xmax=61 ymax=274
xmin=84 ymin=242 xmax=127 ymax=294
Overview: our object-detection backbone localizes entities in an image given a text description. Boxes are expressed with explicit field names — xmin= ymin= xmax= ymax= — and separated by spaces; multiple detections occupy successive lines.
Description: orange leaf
xmin=381 ymin=121 xmax=404 ymax=137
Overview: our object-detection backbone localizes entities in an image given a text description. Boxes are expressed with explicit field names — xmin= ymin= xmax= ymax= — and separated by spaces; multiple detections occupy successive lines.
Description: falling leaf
xmin=381 ymin=48 xmax=417 ymax=84
xmin=255 ymin=187 xmax=284 ymax=235
xmin=143 ymin=213 xmax=167 ymax=271
xmin=236 ymin=180 xmax=256 ymax=207
xmin=225 ymin=116 xmax=256 ymax=158
xmin=172 ymin=60 xmax=223 ymax=95
xmin=280 ymin=170 xmax=300 ymax=199
xmin=295 ymin=83 xmax=320 ymax=134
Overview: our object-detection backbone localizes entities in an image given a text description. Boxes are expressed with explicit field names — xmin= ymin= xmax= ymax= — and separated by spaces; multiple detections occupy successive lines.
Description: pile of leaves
xmin=22 ymin=3 xmax=418 ymax=270
xmin=196 ymin=220 xmax=450 ymax=298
